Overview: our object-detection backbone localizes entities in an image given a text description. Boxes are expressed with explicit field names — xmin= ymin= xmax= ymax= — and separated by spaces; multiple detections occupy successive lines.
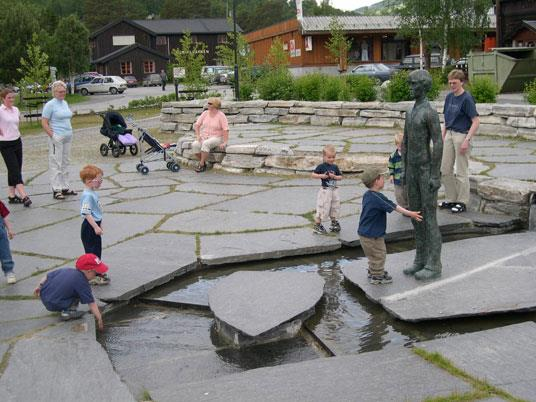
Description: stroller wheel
xmin=136 ymin=163 xmax=143 ymax=172
xmin=140 ymin=166 xmax=149 ymax=175
xmin=129 ymin=145 xmax=138 ymax=156
xmin=99 ymin=144 xmax=109 ymax=157
xmin=120 ymin=145 xmax=127 ymax=155
xmin=112 ymin=147 xmax=121 ymax=158
xmin=166 ymin=161 xmax=172 ymax=170
xmin=171 ymin=163 xmax=180 ymax=173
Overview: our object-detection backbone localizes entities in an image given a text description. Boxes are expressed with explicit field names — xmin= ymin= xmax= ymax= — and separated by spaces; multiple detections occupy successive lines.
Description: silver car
xmin=78 ymin=76 xmax=127 ymax=95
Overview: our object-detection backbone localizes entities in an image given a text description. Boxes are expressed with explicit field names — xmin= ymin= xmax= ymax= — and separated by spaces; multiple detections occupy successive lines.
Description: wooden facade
xmin=90 ymin=19 xmax=235 ymax=80
xmin=496 ymin=0 xmax=536 ymax=47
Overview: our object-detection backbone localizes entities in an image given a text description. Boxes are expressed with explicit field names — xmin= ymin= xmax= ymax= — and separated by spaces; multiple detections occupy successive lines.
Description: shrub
xmin=427 ymin=69 xmax=443 ymax=101
xmin=256 ymin=69 xmax=294 ymax=100
xmin=468 ymin=77 xmax=498 ymax=103
xmin=319 ymin=75 xmax=347 ymax=101
xmin=524 ymin=78 xmax=536 ymax=105
xmin=346 ymin=75 xmax=376 ymax=101
xmin=293 ymin=73 xmax=325 ymax=101
xmin=127 ymin=93 xmax=176 ymax=108
xmin=239 ymin=81 xmax=255 ymax=101
xmin=385 ymin=70 xmax=411 ymax=102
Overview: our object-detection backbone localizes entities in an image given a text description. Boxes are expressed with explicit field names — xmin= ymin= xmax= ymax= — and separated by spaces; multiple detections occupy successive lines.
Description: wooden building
xmin=496 ymin=0 xmax=536 ymax=47
xmin=90 ymin=19 xmax=238 ymax=79
xmin=245 ymin=15 xmax=496 ymax=74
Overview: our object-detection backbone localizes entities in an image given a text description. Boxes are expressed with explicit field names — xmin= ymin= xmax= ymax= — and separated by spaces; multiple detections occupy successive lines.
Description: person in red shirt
xmin=0 ymin=200 xmax=15 ymax=284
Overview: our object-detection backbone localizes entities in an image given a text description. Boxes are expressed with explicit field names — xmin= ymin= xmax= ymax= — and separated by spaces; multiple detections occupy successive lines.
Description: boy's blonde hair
xmin=323 ymin=144 xmax=336 ymax=156
xmin=80 ymin=165 xmax=103 ymax=183
xmin=447 ymin=69 xmax=465 ymax=82
xmin=394 ymin=132 xmax=404 ymax=145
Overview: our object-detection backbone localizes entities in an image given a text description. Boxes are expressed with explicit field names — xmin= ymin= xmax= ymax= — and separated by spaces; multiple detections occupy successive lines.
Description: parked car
xmin=123 ymin=75 xmax=138 ymax=87
xmin=142 ymin=74 xmax=162 ymax=87
xmin=73 ymin=75 xmax=99 ymax=92
xmin=455 ymin=57 xmax=468 ymax=73
xmin=350 ymin=63 xmax=395 ymax=82
xmin=78 ymin=76 xmax=127 ymax=95
xmin=395 ymin=53 xmax=451 ymax=70
xmin=202 ymin=66 xmax=233 ymax=84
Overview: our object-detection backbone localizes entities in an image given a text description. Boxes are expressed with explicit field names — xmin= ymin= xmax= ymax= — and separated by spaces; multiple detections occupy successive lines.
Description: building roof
xmin=90 ymin=19 xmax=155 ymax=39
xmin=132 ymin=18 xmax=239 ymax=35
xmin=523 ymin=20 xmax=536 ymax=32
xmin=91 ymin=43 xmax=169 ymax=64
xmin=299 ymin=15 xmax=496 ymax=34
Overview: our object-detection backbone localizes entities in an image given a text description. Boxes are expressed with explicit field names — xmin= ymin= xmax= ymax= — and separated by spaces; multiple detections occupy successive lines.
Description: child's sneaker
xmin=89 ymin=274 xmax=110 ymax=286
xmin=313 ymin=223 xmax=328 ymax=235
xmin=6 ymin=272 xmax=16 ymax=284
xmin=60 ymin=309 xmax=85 ymax=321
xmin=367 ymin=270 xmax=389 ymax=279
xmin=329 ymin=220 xmax=341 ymax=233
xmin=369 ymin=272 xmax=393 ymax=285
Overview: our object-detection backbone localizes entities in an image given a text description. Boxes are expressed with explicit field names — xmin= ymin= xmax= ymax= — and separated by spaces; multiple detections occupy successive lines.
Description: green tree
xmin=51 ymin=15 xmax=90 ymax=90
xmin=216 ymin=31 xmax=254 ymax=80
xmin=161 ymin=0 xmax=221 ymax=18
xmin=83 ymin=0 xmax=147 ymax=31
xmin=264 ymin=37 xmax=289 ymax=71
xmin=0 ymin=1 xmax=40 ymax=83
xmin=325 ymin=17 xmax=352 ymax=73
xmin=399 ymin=0 xmax=490 ymax=68
xmin=236 ymin=0 xmax=294 ymax=32
xmin=171 ymin=32 xmax=208 ymax=90
xmin=17 ymin=33 xmax=51 ymax=94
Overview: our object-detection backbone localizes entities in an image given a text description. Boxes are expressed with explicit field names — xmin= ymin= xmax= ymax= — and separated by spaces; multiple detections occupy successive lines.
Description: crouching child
xmin=34 ymin=253 xmax=107 ymax=330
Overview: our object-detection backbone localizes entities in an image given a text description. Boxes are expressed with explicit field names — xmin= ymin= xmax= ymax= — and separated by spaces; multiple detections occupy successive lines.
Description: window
xmin=156 ymin=36 xmax=167 ymax=46
xmin=112 ymin=35 xmax=135 ymax=46
xmin=143 ymin=60 xmax=155 ymax=73
xmin=217 ymin=34 xmax=227 ymax=44
xmin=120 ymin=61 xmax=132 ymax=75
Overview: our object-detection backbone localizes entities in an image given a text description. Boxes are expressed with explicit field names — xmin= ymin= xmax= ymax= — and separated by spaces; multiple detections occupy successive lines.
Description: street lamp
xmin=232 ymin=0 xmax=239 ymax=101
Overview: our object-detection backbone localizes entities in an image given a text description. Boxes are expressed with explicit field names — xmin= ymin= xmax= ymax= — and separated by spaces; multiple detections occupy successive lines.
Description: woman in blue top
xmin=41 ymin=81 xmax=77 ymax=200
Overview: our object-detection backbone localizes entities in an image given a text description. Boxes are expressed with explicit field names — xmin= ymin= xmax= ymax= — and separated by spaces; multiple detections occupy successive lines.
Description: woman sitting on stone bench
xmin=192 ymin=97 xmax=229 ymax=173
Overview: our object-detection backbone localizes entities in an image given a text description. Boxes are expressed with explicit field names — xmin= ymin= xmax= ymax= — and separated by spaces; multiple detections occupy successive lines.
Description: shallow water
xmin=99 ymin=245 xmax=536 ymax=393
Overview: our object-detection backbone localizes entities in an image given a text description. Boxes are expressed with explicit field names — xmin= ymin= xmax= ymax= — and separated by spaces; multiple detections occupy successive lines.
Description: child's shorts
xmin=315 ymin=187 xmax=340 ymax=221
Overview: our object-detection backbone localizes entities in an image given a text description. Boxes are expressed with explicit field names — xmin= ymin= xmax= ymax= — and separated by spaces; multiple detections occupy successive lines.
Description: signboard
xmin=305 ymin=36 xmax=313 ymax=51
xmin=173 ymin=67 xmax=185 ymax=79
xmin=289 ymin=39 xmax=296 ymax=57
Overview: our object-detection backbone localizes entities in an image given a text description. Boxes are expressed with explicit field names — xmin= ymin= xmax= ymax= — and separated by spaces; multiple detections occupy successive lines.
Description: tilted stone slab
xmin=289 ymin=106 xmax=315 ymax=114
xmin=342 ymin=231 xmax=536 ymax=321
xmin=365 ymin=118 xmax=398 ymax=128
xmin=382 ymin=101 xmax=413 ymax=111
xmin=267 ymin=100 xmax=296 ymax=107
xmin=342 ymin=117 xmax=367 ymax=127
xmin=487 ymin=163 xmax=536 ymax=181
xmin=506 ymin=116 xmax=536 ymax=128
xmin=342 ymin=101 xmax=381 ymax=109
xmin=296 ymin=101 xmax=342 ymax=109
xmin=0 ymin=318 xmax=135 ymax=402
xmin=479 ymin=115 xmax=506 ymax=125
xmin=476 ymin=103 xmax=493 ymax=115
xmin=477 ymin=177 xmax=536 ymax=204
xmin=221 ymin=154 xmax=265 ymax=169
xmin=239 ymin=107 xmax=265 ymax=115
xmin=225 ymin=144 xmax=258 ymax=154
xmin=249 ymin=115 xmax=278 ymax=123
xmin=161 ymin=348 xmax=470 ymax=402
xmin=419 ymin=322 xmax=536 ymax=401
xmin=310 ymin=116 xmax=341 ymax=126
xmin=265 ymin=107 xmax=289 ymax=115
xmin=200 ymin=228 xmax=341 ymax=265
xmin=209 ymin=271 xmax=324 ymax=344
xmin=255 ymin=143 xmax=294 ymax=156
xmin=360 ymin=109 xmax=402 ymax=118
xmin=492 ymin=104 xmax=535 ymax=117
xmin=232 ymin=101 xmax=268 ymax=108
xmin=181 ymin=107 xmax=204 ymax=114
xmin=279 ymin=114 xmax=312 ymax=124
xmin=478 ymin=123 xmax=518 ymax=136
xmin=173 ymin=114 xmax=198 ymax=123
xmin=226 ymin=114 xmax=249 ymax=124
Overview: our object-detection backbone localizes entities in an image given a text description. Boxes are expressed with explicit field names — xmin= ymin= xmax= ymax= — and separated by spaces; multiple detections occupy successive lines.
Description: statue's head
xmin=408 ymin=70 xmax=432 ymax=99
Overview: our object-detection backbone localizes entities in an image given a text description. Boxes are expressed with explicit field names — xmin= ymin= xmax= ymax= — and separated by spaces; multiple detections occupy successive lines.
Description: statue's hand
xmin=429 ymin=177 xmax=441 ymax=191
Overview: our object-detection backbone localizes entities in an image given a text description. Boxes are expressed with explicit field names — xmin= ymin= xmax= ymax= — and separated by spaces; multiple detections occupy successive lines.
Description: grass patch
xmin=139 ymin=389 xmax=153 ymax=401
xmin=195 ymin=233 xmax=201 ymax=257
xmin=302 ymin=210 xmax=316 ymax=223
xmin=0 ymin=343 xmax=14 ymax=377
xmin=20 ymin=106 xmax=161 ymax=136
xmin=414 ymin=348 xmax=526 ymax=402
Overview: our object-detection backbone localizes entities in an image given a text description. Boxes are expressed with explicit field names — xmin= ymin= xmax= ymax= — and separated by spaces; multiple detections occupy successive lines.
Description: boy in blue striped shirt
xmin=388 ymin=132 xmax=408 ymax=208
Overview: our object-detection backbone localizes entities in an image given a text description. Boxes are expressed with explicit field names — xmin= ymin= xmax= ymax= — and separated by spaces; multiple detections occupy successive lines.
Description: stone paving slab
xmin=0 ymin=317 xmax=135 ymax=402
xmin=200 ymin=228 xmax=341 ymax=265
xmin=159 ymin=348 xmax=470 ymax=402
xmin=342 ymin=232 xmax=536 ymax=321
xmin=0 ymin=316 xmax=59 ymax=342
xmin=174 ymin=182 xmax=268 ymax=195
xmin=419 ymin=322 xmax=536 ymax=401
xmin=349 ymin=143 xmax=393 ymax=153
xmin=209 ymin=271 xmax=324 ymax=337
xmin=92 ymin=233 xmax=197 ymax=301
xmin=476 ymin=154 xmax=536 ymax=163
xmin=12 ymin=213 xmax=163 ymax=259
xmin=0 ymin=299 xmax=53 ymax=322
xmin=338 ymin=210 xmax=472 ymax=247
xmin=487 ymin=164 xmax=536 ymax=180
xmin=0 ymin=276 xmax=49 ymax=297
xmin=471 ymin=146 xmax=534 ymax=156
xmin=2 ymin=254 xmax=63 ymax=283
xmin=160 ymin=209 xmax=309 ymax=233
xmin=108 ymin=186 xmax=171 ymax=200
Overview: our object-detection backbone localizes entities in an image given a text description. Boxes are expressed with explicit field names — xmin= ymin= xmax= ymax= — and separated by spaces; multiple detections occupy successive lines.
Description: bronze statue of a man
xmin=402 ymin=70 xmax=443 ymax=280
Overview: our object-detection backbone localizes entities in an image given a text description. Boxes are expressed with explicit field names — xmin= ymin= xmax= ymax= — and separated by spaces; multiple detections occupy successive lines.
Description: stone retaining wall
xmin=161 ymin=100 xmax=536 ymax=139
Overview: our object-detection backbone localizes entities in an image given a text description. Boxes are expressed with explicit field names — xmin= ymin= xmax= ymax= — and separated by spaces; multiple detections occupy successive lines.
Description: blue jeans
xmin=0 ymin=217 xmax=14 ymax=275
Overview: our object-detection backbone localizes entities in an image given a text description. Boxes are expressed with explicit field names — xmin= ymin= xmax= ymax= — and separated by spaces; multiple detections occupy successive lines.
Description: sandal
xmin=22 ymin=196 xmax=32 ymax=207
xmin=195 ymin=164 xmax=206 ymax=173
xmin=438 ymin=201 xmax=454 ymax=209
xmin=53 ymin=191 xmax=65 ymax=200
xmin=451 ymin=203 xmax=466 ymax=213
xmin=8 ymin=195 xmax=23 ymax=204
xmin=62 ymin=189 xmax=78 ymax=196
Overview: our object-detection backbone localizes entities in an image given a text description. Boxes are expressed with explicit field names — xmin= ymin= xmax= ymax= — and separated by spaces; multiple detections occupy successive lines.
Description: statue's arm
xmin=428 ymin=108 xmax=443 ymax=189
xmin=401 ymin=118 xmax=409 ymax=184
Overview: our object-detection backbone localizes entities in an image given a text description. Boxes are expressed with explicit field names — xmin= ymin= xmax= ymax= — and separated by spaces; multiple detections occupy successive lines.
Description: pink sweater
xmin=0 ymin=105 xmax=21 ymax=141
xmin=194 ymin=110 xmax=229 ymax=140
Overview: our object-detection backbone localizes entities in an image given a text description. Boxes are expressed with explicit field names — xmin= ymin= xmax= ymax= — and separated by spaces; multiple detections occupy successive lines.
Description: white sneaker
xmin=6 ymin=272 xmax=16 ymax=284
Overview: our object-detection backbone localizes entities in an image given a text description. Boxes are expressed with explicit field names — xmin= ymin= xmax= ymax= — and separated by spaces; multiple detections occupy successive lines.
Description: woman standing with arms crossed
xmin=41 ymin=81 xmax=77 ymax=200
xmin=0 ymin=89 xmax=31 ymax=207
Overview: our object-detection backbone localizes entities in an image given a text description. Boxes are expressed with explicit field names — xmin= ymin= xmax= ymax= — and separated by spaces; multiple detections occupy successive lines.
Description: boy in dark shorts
xmin=358 ymin=167 xmax=422 ymax=284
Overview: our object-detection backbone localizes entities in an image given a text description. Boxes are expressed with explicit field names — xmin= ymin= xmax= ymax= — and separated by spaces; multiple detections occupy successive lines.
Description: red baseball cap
xmin=75 ymin=253 xmax=109 ymax=274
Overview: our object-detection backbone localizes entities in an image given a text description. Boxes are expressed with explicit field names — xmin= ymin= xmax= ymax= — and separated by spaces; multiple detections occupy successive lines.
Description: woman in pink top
xmin=191 ymin=97 xmax=229 ymax=172
xmin=0 ymin=89 xmax=31 ymax=207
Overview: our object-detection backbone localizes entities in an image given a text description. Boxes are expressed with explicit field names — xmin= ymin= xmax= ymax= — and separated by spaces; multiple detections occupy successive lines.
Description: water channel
xmin=97 ymin=236 xmax=536 ymax=395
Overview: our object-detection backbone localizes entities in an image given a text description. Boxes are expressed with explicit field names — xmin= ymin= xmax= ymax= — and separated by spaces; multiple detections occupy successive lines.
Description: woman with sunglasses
xmin=191 ymin=97 xmax=229 ymax=172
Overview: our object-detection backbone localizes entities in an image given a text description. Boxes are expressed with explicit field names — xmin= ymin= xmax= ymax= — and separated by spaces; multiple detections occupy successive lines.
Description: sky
xmin=328 ymin=0 xmax=381 ymax=11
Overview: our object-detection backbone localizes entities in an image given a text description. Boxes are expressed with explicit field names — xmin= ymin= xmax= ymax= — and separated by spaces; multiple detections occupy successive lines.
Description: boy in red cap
xmin=33 ymin=253 xmax=107 ymax=329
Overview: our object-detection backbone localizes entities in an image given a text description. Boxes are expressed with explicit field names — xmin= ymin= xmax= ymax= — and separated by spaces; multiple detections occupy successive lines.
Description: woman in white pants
xmin=41 ymin=81 xmax=77 ymax=200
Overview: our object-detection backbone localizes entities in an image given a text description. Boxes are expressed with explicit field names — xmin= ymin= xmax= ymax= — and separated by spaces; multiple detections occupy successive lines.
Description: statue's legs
xmin=403 ymin=165 xmax=427 ymax=276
